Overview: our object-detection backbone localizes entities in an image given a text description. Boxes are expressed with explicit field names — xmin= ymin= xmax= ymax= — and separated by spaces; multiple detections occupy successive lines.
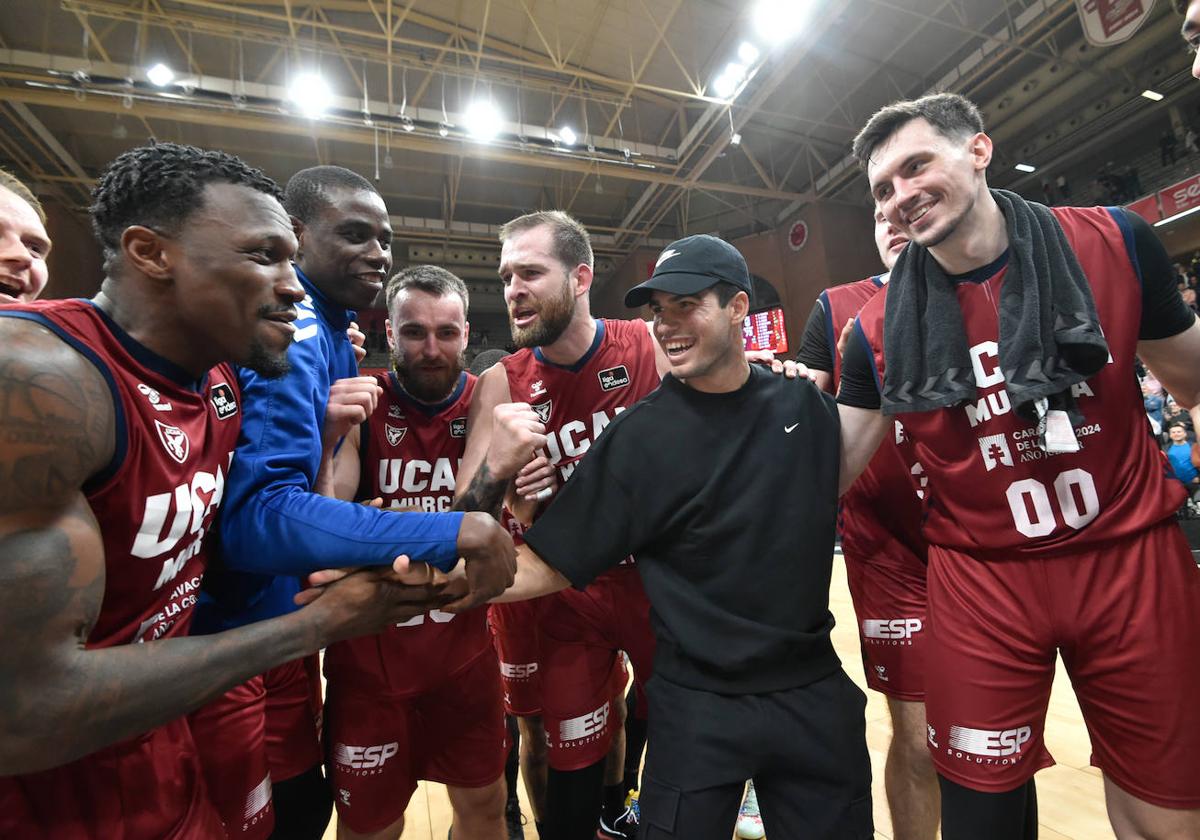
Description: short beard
xmin=510 ymin=278 xmax=575 ymax=349
xmin=394 ymin=352 xmax=466 ymax=403
xmin=244 ymin=340 xmax=291 ymax=379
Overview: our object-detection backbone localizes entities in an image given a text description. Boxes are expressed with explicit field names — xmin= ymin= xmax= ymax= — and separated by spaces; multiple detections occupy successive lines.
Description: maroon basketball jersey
xmin=1 ymin=299 xmax=240 ymax=646
xmin=855 ymin=207 xmax=1184 ymax=555
xmin=322 ymin=371 xmax=493 ymax=697
xmin=820 ymin=278 xmax=926 ymax=555
xmin=501 ymin=319 xmax=660 ymax=486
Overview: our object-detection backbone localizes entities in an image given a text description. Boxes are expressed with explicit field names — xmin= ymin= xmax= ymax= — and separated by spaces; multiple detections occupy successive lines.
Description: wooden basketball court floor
xmin=322 ymin=551 xmax=1116 ymax=840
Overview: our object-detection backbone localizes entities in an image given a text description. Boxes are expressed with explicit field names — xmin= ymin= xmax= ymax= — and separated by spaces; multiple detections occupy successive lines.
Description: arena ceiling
xmin=0 ymin=0 xmax=1194 ymax=275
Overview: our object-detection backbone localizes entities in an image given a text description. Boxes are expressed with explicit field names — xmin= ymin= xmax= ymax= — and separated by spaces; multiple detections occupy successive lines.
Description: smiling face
xmin=1170 ymin=424 xmax=1189 ymax=443
xmin=0 ymin=186 xmax=51 ymax=304
xmin=295 ymin=186 xmax=392 ymax=311
xmin=388 ymin=288 xmax=469 ymax=403
xmin=867 ymin=117 xmax=991 ymax=251
xmin=648 ymin=286 xmax=749 ymax=392
xmin=873 ymin=207 xmax=909 ymax=270
xmin=165 ymin=182 xmax=303 ymax=376
xmin=498 ymin=223 xmax=582 ymax=349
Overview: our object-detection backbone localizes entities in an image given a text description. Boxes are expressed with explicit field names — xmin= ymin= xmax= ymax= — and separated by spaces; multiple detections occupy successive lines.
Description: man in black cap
xmin=465 ymin=233 xmax=874 ymax=839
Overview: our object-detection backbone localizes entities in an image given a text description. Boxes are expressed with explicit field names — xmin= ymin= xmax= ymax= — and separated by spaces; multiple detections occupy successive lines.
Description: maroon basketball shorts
xmin=842 ymin=525 xmax=928 ymax=701
xmin=923 ymin=519 xmax=1200 ymax=807
xmin=189 ymin=655 xmax=322 ymax=839
xmin=488 ymin=596 xmax=549 ymax=717
xmin=0 ymin=716 xmax=224 ymax=839
xmin=539 ymin=564 xmax=656 ymax=771
xmin=324 ymin=649 xmax=507 ymax=834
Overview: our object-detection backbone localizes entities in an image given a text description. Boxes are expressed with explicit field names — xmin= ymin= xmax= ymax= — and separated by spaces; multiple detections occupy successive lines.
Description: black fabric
xmin=268 ymin=764 xmax=332 ymax=840
xmin=837 ymin=205 xmax=1191 ymax=412
xmin=545 ymin=760 xmax=606 ymax=840
xmin=639 ymin=672 xmax=873 ymax=840
xmin=882 ymin=189 xmax=1109 ymax=419
xmin=1132 ymin=210 xmax=1197 ymax=340
xmin=796 ymin=303 xmax=834 ymax=371
xmin=523 ymin=366 xmax=842 ymax=694
xmin=938 ymin=775 xmax=1038 ymax=840
xmin=601 ymin=782 xmax=627 ymax=824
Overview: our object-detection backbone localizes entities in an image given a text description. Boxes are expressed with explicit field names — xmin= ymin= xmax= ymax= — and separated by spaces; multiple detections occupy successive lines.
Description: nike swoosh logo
xmin=784 ymin=423 xmax=799 ymax=433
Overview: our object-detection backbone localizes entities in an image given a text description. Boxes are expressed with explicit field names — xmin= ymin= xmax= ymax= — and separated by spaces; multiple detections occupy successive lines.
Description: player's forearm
xmin=0 ymin=609 xmax=324 ymax=775
xmin=491 ymin=545 xmax=570 ymax=603
xmin=453 ymin=460 xmax=509 ymax=520
xmin=837 ymin=403 xmax=888 ymax=495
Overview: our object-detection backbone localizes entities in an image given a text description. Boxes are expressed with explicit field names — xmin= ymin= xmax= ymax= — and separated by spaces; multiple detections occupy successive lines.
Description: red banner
xmin=1125 ymin=194 xmax=1161 ymax=224
xmin=1159 ymin=173 xmax=1200 ymax=219
xmin=1075 ymin=0 xmax=1151 ymax=46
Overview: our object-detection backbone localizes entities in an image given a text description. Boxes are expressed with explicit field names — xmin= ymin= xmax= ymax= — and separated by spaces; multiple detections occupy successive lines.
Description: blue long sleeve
xmin=192 ymin=276 xmax=461 ymax=634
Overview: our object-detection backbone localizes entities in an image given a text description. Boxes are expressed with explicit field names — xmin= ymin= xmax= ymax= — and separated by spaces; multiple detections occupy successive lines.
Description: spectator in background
xmin=1144 ymin=378 xmax=1166 ymax=437
xmin=1040 ymin=179 xmax=1055 ymax=205
xmin=1184 ymin=287 xmax=1200 ymax=313
xmin=1187 ymin=126 xmax=1199 ymax=156
xmin=1125 ymin=165 xmax=1143 ymax=197
xmin=1162 ymin=129 xmax=1179 ymax=166
xmin=1055 ymin=172 xmax=1070 ymax=198
xmin=1164 ymin=394 xmax=1193 ymax=434
xmin=1164 ymin=423 xmax=1200 ymax=499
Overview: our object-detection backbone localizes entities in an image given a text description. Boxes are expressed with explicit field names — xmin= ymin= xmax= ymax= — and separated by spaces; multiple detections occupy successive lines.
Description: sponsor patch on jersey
xmin=209 ymin=382 xmax=238 ymax=420
xmin=154 ymin=419 xmax=191 ymax=464
xmin=137 ymin=382 xmax=173 ymax=412
xmin=449 ymin=417 xmax=467 ymax=438
xmin=385 ymin=424 xmax=407 ymax=447
xmin=532 ymin=400 xmax=553 ymax=423
xmin=597 ymin=365 xmax=630 ymax=392
xmin=387 ymin=404 xmax=404 ymax=419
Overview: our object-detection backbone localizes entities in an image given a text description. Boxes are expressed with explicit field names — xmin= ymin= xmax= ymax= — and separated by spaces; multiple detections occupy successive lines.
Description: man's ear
xmin=291 ymin=216 xmax=306 ymax=259
xmin=729 ymin=290 xmax=751 ymax=322
xmin=121 ymin=225 xmax=173 ymax=281
xmin=572 ymin=263 xmax=594 ymax=297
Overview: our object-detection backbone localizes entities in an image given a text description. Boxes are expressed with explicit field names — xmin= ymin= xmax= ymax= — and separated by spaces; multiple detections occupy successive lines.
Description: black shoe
xmin=596 ymin=794 xmax=640 ymax=840
xmin=505 ymin=798 xmax=526 ymax=840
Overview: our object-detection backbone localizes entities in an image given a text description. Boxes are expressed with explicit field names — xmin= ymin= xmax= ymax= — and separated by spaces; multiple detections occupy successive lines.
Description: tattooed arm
xmin=455 ymin=365 xmax=547 ymax=518
xmin=0 ymin=319 xmax=459 ymax=775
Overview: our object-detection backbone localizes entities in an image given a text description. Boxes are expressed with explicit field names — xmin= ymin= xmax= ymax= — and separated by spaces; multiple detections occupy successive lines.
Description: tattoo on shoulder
xmin=0 ymin=328 xmax=114 ymax=510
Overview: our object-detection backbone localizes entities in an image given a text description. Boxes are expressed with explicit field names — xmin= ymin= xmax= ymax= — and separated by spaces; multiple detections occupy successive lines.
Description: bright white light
xmin=288 ymin=72 xmax=333 ymax=118
xmin=146 ymin=62 xmax=174 ymax=87
xmin=464 ymin=99 xmax=502 ymax=141
xmin=725 ymin=62 xmax=748 ymax=82
xmin=752 ymin=0 xmax=809 ymax=45
xmin=558 ymin=125 xmax=577 ymax=145
xmin=730 ymin=132 xmax=742 ymax=146
xmin=738 ymin=42 xmax=760 ymax=65
xmin=1154 ymin=204 xmax=1200 ymax=227
xmin=1014 ymin=163 xmax=1036 ymax=173
xmin=438 ymin=122 xmax=450 ymax=137
xmin=1141 ymin=89 xmax=1164 ymax=101
xmin=401 ymin=116 xmax=415 ymax=132
xmin=712 ymin=74 xmax=738 ymax=99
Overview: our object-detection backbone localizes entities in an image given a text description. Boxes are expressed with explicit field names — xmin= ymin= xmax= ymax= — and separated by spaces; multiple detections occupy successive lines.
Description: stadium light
xmin=464 ymin=99 xmax=502 ymax=141
xmin=288 ymin=72 xmax=333 ymax=118
xmin=146 ymin=63 xmax=174 ymax=87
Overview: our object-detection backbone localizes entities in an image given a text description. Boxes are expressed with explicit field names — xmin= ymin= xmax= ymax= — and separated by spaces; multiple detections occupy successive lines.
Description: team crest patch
xmin=209 ymin=382 xmax=238 ymax=420
xmin=449 ymin=417 xmax=467 ymax=438
xmin=597 ymin=365 xmax=630 ymax=392
xmin=385 ymin=424 xmax=407 ymax=446
xmin=387 ymin=404 xmax=404 ymax=419
xmin=154 ymin=419 xmax=190 ymax=464
xmin=532 ymin=400 xmax=552 ymax=423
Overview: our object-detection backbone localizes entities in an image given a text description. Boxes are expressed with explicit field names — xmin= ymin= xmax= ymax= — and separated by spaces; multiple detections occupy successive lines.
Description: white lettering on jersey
xmin=133 ymin=462 xmax=228 ymax=563
xmin=541 ymin=408 xmax=625 ymax=480
xmin=378 ymin=457 xmax=458 ymax=495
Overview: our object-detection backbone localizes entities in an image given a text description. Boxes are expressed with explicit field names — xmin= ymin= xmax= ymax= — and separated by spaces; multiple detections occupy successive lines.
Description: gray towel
xmin=880 ymin=189 xmax=1109 ymax=422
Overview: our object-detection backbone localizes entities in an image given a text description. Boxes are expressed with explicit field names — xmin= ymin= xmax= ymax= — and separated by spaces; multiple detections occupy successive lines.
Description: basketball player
xmin=189 ymin=166 xmax=515 ymax=840
xmin=0 ymin=169 xmax=51 ymax=304
xmin=316 ymin=265 xmax=528 ymax=840
xmin=0 ymin=143 xmax=478 ymax=840
xmin=836 ymin=93 xmax=1200 ymax=838
xmin=456 ymin=210 xmax=666 ymax=840
xmin=796 ymin=211 xmax=939 ymax=838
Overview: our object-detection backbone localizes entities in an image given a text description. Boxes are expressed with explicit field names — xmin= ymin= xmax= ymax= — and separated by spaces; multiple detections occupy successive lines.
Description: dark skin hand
xmin=0 ymin=319 xmax=455 ymax=775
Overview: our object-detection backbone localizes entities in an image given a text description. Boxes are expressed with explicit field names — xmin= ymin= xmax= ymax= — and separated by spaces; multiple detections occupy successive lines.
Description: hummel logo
xmin=655 ymin=248 xmax=680 ymax=267
xmin=784 ymin=423 xmax=799 ymax=433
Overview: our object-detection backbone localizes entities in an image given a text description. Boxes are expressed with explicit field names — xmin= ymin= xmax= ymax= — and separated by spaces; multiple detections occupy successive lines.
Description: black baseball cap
xmin=624 ymin=234 xmax=752 ymax=308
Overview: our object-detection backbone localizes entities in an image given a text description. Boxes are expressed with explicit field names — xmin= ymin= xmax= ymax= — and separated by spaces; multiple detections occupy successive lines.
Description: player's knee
xmin=450 ymin=780 xmax=506 ymax=828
